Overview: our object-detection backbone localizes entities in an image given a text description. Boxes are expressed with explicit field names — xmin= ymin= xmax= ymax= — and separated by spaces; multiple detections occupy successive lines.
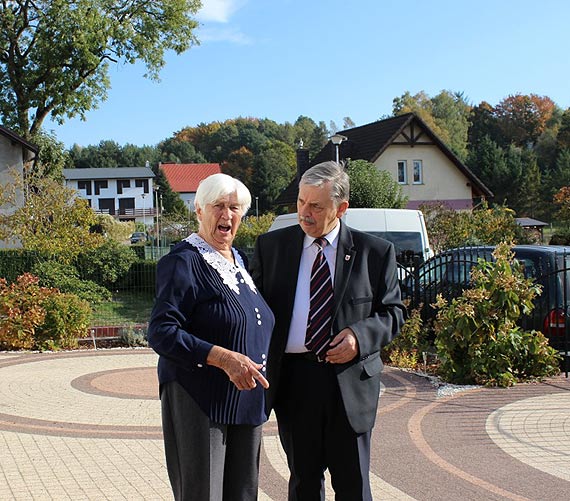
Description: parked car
xmin=130 ymin=232 xmax=147 ymax=244
xmin=408 ymin=245 xmax=570 ymax=359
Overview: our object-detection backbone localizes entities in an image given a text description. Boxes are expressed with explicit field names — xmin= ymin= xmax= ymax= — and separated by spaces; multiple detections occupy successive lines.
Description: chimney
xmin=296 ymin=139 xmax=310 ymax=182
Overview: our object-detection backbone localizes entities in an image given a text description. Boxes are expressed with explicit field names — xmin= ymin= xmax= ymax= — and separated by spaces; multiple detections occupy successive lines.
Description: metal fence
xmin=1 ymin=245 xmax=569 ymax=375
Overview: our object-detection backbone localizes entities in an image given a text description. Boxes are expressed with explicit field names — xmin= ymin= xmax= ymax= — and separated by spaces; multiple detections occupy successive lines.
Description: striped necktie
xmin=305 ymin=237 xmax=334 ymax=360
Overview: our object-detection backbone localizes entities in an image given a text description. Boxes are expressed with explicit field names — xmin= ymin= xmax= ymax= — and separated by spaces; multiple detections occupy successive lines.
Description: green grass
xmin=91 ymin=291 xmax=154 ymax=326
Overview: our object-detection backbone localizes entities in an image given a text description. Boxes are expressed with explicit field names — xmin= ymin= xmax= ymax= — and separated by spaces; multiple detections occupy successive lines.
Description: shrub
xmin=76 ymin=240 xmax=138 ymax=287
xmin=32 ymin=260 xmax=112 ymax=304
xmin=382 ymin=306 xmax=429 ymax=369
xmin=433 ymin=243 xmax=560 ymax=386
xmin=118 ymin=324 xmax=148 ymax=347
xmin=0 ymin=273 xmax=91 ymax=351
xmin=0 ymin=274 xmax=48 ymax=349
xmin=35 ymin=293 xmax=92 ymax=351
xmin=234 ymin=213 xmax=275 ymax=248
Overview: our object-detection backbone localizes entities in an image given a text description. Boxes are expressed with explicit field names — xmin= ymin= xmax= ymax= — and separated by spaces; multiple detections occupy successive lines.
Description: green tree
xmin=393 ymin=90 xmax=471 ymax=161
xmin=251 ymin=140 xmax=296 ymax=212
xmin=158 ymin=137 xmax=207 ymax=164
xmin=347 ymin=160 xmax=408 ymax=209
xmin=516 ymin=156 xmax=542 ymax=219
xmin=0 ymin=173 xmax=103 ymax=262
xmin=0 ymin=0 xmax=201 ymax=139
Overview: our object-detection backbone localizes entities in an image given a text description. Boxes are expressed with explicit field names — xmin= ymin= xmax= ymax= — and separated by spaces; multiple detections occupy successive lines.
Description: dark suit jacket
xmin=250 ymin=221 xmax=406 ymax=434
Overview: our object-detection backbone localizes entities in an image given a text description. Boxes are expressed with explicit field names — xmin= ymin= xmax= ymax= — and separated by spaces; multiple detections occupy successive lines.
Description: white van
xmin=269 ymin=208 xmax=433 ymax=265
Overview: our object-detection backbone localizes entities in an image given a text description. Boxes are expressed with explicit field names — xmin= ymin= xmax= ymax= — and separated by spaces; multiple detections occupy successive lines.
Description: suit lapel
xmin=333 ymin=221 xmax=355 ymax=316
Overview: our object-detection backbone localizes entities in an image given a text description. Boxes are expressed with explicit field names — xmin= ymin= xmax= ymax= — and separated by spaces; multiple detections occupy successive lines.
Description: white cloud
xmin=197 ymin=0 xmax=247 ymax=23
xmin=198 ymin=26 xmax=252 ymax=45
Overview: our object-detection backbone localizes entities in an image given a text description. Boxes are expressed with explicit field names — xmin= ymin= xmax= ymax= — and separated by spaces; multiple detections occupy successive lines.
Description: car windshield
xmin=368 ymin=231 xmax=424 ymax=265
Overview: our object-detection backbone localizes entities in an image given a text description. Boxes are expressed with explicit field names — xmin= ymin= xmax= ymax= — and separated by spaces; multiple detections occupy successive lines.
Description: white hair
xmin=194 ymin=173 xmax=251 ymax=213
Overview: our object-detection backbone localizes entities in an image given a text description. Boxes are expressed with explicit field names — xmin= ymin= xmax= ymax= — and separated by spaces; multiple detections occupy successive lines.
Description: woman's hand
xmin=207 ymin=346 xmax=269 ymax=391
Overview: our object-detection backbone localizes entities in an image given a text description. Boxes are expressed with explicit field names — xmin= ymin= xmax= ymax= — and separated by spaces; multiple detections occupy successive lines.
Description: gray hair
xmin=300 ymin=161 xmax=350 ymax=205
xmin=194 ymin=173 xmax=251 ymax=213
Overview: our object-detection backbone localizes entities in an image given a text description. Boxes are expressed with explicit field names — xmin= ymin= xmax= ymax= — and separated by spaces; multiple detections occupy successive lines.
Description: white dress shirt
xmin=285 ymin=223 xmax=340 ymax=353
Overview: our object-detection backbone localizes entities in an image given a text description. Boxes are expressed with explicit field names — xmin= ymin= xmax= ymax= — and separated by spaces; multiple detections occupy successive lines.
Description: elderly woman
xmin=148 ymin=173 xmax=274 ymax=501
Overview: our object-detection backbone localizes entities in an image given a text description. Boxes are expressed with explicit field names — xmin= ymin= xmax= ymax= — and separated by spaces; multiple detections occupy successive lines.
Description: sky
xmin=45 ymin=0 xmax=570 ymax=149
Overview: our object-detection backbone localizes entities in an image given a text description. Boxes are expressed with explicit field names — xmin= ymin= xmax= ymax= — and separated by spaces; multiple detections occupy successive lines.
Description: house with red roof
xmin=159 ymin=162 xmax=221 ymax=211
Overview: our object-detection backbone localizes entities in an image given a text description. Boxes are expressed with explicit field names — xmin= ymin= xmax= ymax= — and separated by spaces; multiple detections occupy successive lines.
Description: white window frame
xmin=413 ymin=160 xmax=423 ymax=184
xmin=397 ymin=160 xmax=407 ymax=184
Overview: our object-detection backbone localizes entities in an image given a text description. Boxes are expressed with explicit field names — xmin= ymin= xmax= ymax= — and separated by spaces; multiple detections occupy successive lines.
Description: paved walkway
xmin=0 ymin=348 xmax=568 ymax=500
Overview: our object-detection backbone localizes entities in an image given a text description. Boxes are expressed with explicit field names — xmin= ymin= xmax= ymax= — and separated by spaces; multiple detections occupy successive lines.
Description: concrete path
xmin=0 ymin=349 xmax=568 ymax=500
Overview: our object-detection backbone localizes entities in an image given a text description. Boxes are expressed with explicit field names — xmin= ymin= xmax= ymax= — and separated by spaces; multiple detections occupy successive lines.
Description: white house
xmin=63 ymin=167 xmax=155 ymax=224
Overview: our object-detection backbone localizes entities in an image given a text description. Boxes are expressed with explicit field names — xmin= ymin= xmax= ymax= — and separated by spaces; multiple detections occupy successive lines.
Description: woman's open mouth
xmin=218 ymin=224 xmax=231 ymax=234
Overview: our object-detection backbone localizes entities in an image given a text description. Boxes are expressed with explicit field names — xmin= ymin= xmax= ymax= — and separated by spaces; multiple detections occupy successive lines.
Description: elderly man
xmin=251 ymin=161 xmax=406 ymax=500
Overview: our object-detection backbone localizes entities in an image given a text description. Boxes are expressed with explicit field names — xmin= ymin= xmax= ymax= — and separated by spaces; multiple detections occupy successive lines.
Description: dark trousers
xmin=161 ymin=381 xmax=262 ymax=501
xmin=275 ymin=355 xmax=372 ymax=501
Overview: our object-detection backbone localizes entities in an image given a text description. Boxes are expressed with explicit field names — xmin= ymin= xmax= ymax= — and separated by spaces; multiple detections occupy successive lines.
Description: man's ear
xmin=336 ymin=200 xmax=349 ymax=218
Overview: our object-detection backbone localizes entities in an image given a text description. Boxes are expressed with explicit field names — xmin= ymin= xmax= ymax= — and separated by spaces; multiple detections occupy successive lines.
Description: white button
xmin=257 ymin=320 xmax=262 ymax=325
xmin=256 ymin=313 xmax=261 ymax=319
xmin=261 ymin=354 xmax=266 ymax=359
xmin=261 ymin=367 xmax=266 ymax=372
xmin=240 ymin=278 xmax=245 ymax=283
xmin=197 ymin=364 xmax=203 ymax=368
xmin=255 ymin=308 xmax=259 ymax=312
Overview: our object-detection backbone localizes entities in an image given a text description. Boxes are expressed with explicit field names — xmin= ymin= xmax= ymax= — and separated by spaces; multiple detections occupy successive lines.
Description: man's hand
xmin=325 ymin=328 xmax=359 ymax=364
xmin=207 ymin=346 xmax=269 ymax=390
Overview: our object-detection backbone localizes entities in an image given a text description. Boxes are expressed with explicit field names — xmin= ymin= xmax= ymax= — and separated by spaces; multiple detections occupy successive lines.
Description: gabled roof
xmin=275 ymin=113 xmax=493 ymax=206
xmin=63 ymin=167 xmax=155 ymax=180
xmin=160 ymin=163 xmax=221 ymax=193
xmin=0 ymin=124 xmax=38 ymax=154
xmin=516 ymin=217 xmax=548 ymax=227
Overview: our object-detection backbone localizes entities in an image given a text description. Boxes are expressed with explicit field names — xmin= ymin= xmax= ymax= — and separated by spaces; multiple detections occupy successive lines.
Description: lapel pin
xmin=345 ymin=255 xmax=351 ymax=261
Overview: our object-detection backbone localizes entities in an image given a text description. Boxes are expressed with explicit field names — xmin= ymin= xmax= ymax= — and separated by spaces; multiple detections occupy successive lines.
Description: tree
xmin=494 ymin=94 xmax=556 ymax=147
xmin=393 ymin=90 xmax=471 ymax=161
xmin=0 ymin=172 xmax=103 ymax=262
xmin=251 ymin=140 xmax=296 ymax=212
xmin=347 ymin=160 xmax=408 ymax=209
xmin=0 ymin=0 xmax=201 ymax=139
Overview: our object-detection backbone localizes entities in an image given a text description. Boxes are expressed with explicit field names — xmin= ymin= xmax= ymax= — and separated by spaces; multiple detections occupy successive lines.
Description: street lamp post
xmin=141 ymin=193 xmax=147 ymax=230
xmin=255 ymin=196 xmax=259 ymax=218
xmin=330 ymin=133 xmax=348 ymax=164
xmin=154 ymin=187 xmax=160 ymax=258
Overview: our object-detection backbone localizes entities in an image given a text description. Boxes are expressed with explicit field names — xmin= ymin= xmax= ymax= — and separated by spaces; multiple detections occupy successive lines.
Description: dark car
xmin=130 ymin=232 xmax=147 ymax=244
xmin=407 ymin=245 xmax=570 ymax=359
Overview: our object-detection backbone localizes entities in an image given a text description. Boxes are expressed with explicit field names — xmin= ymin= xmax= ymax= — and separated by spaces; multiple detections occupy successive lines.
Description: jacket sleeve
xmin=347 ymin=242 xmax=406 ymax=358
xmin=147 ymin=252 xmax=214 ymax=368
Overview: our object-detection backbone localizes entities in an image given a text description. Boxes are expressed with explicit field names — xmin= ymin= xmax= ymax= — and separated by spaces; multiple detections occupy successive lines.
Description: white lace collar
xmin=185 ymin=233 xmax=257 ymax=295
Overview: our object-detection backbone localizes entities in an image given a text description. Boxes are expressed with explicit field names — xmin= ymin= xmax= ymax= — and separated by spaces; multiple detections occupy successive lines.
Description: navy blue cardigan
xmin=148 ymin=235 xmax=274 ymax=425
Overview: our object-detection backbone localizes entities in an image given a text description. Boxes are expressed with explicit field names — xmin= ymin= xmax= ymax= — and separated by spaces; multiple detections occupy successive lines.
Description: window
xmin=94 ymin=180 xmax=108 ymax=195
xmin=135 ymin=179 xmax=149 ymax=193
xmin=117 ymin=179 xmax=131 ymax=194
xmin=98 ymin=198 xmax=115 ymax=215
xmin=78 ymin=180 xmax=92 ymax=195
xmin=413 ymin=160 xmax=423 ymax=184
xmin=397 ymin=161 xmax=407 ymax=184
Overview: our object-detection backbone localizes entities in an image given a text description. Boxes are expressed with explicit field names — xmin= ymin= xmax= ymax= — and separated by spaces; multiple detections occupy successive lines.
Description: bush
xmin=118 ymin=324 xmax=148 ymax=347
xmin=35 ymin=293 xmax=92 ymax=351
xmin=0 ymin=249 xmax=41 ymax=283
xmin=0 ymin=273 xmax=91 ymax=351
xmin=32 ymin=260 xmax=112 ymax=304
xmin=234 ymin=214 xmax=275 ymax=248
xmin=76 ymin=240 xmax=138 ymax=287
xmin=382 ymin=306 xmax=429 ymax=369
xmin=433 ymin=243 xmax=560 ymax=386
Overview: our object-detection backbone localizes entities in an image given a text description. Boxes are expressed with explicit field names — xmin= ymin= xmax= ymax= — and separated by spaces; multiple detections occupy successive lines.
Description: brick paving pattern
xmin=0 ymin=349 xmax=568 ymax=500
